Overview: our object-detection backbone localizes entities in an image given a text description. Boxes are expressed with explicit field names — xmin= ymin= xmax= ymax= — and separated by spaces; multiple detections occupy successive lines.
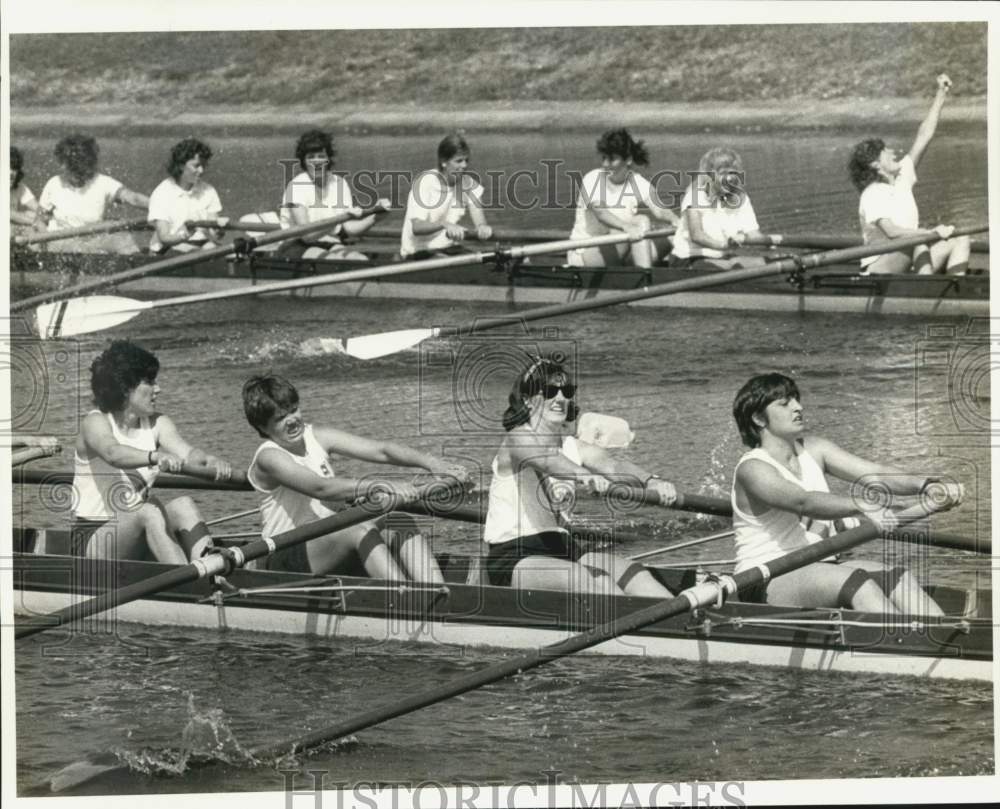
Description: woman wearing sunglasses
xmin=482 ymin=355 xmax=679 ymax=595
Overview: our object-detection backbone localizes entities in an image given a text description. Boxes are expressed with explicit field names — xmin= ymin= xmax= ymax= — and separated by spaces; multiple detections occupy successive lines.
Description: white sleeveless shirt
xmin=247 ymin=425 xmax=337 ymax=539
xmin=483 ymin=435 xmax=581 ymax=545
xmin=73 ymin=412 xmax=159 ymax=520
xmin=730 ymin=444 xmax=834 ymax=573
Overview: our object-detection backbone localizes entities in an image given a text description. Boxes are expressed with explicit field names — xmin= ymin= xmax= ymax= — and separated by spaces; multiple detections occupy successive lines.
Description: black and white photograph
xmin=2 ymin=2 xmax=997 ymax=806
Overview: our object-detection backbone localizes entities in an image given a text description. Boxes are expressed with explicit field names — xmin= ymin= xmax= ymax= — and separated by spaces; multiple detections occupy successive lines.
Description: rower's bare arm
xmin=80 ymin=412 xmax=158 ymax=469
xmin=507 ymin=439 xmax=609 ymax=492
xmin=874 ymin=218 xmax=954 ymax=242
xmin=152 ymin=219 xmax=188 ymax=248
xmin=11 ymin=210 xmax=38 ymax=227
xmin=684 ymin=208 xmax=728 ymax=251
xmin=256 ymin=447 xmax=357 ymax=500
xmin=909 ymin=74 xmax=952 ymax=168
xmin=737 ymin=459 xmax=858 ymax=520
xmin=312 ymin=425 xmax=438 ymax=472
xmin=574 ymin=440 xmax=677 ymax=504
xmin=116 ymin=187 xmax=150 ymax=209
xmin=589 ymin=205 xmax=635 ymax=234
xmin=645 ymin=191 xmax=680 ymax=226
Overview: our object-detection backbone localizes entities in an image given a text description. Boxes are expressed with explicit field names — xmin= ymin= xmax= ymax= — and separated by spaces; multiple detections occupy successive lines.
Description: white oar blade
xmin=34 ymin=296 xmax=150 ymax=339
xmin=303 ymin=328 xmax=438 ymax=360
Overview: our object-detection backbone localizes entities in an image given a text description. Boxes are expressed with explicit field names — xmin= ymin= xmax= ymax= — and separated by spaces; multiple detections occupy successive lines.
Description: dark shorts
xmin=69 ymin=518 xmax=111 ymax=557
xmin=485 ymin=531 xmax=585 ymax=587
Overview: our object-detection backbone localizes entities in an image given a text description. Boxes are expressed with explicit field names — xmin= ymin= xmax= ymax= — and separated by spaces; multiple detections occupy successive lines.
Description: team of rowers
xmin=10 ymin=74 xmax=970 ymax=275
xmin=64 ymin=337 xmax=962 ymax=616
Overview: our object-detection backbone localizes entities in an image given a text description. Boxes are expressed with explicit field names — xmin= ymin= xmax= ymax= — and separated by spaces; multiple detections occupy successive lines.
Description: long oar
xmin=745 ymin=232 xmax=989 ymax=254
xmin=198 ymin=220 xmax=570 ymax=244
xmin=15 ymin=216 xmax=149 ymax=246
xmin=14 ymin=480 xmax=458 ymax=641
xmin=250 ymin=498 xmax=947 ymax=761
xmin=32 ymin=227 xmax=675 ymax=339
xmin=11 ymin=204 xmax=389 ymax=314
xmin=322 ymin=224 xmax=986 ymax=360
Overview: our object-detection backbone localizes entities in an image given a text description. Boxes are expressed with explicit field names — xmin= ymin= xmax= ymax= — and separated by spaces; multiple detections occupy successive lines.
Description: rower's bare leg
xmin=571 ymin=241 xmax=628 ymax=267
xmin=841 ymin=560 xmax=945 ymax=617
xmin=383 ymin=513 xmax=445 ymax=584
xmin=866 ymin=250 xmax=913 ymax=275
xmin=764 ymin=562 xmax=899 ymax=613
xmin=164 ymin=495 xmax=213 ymax=560
xmin=929 ymin=236 xmax=970 ymax=275
xmin=580 ymin=551 xmax=674 ymax=598
xmin=912 ymin=244 xmax=935 ymax=275
xmin=628 ymin=215 xmax=656 ymax=268
xmin=510 ymin=556 xmax=619 ymax=595
xmin=86 ymin=502 xmax=187 ymax=564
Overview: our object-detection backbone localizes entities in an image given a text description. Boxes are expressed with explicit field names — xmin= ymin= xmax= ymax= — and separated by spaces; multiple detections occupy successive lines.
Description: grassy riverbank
xmin=9 ymin=23 xmax=988 ymax=133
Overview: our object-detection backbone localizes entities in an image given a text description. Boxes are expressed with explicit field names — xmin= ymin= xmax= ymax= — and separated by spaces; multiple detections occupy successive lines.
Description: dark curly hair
xmin=437 ymin=132 xmax=470 ymax=167
xmin=848 ymin=138 xmax=886 ymax=192
xmin=596 ymin=128 xmax=649 ymax=166
xmin=732 ymin=373 xmax=802 ymax=448
xmin=90 ymin=340 xmax=160 ymax=413
xmin=10 ymin=146 xmax=25 ymax=189
xmin=54 ymin=133 xmax=100 ymax=186
xmin=502 ymin=355 xmax=579 ymax=432
xmin=243 ymin=374 xmax=300 ymax=438
xmin=295 ymin=129 xmax=336 ymax=171
xmin=167 ymin=137 xmax=213 ymax=181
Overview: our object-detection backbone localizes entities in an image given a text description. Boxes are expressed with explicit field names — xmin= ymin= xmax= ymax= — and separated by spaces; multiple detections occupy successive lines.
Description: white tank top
xmin=730 ymin=444 xmax=833 ymax=573
xmin=73 ymin=412 xmax=159 ymax=520
xmin=247 ymin=425 xmax=337 ymax=539
xmin=483 ymin=435 xmax=580 ymax=545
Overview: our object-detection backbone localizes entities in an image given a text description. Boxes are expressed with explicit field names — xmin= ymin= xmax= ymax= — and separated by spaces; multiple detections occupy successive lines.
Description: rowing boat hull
xmin=11 ymin=249 xmax=990 ymax=318
xmin=13 ymin=533 xmax=993 ymax=681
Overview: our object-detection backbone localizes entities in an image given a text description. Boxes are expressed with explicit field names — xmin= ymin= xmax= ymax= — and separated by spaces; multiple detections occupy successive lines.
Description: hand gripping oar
xmin=14 ymin=216 xmax=149 ymax=246
xmin=31 ymin=227 xmax=674 ymax=339
xmin=11 ymin=203 xmax=390 ymax=314
xmin=743 ymin=232 xmax=989 ymax=254
xmin=250 ymin=496 xmax=951 ymax=761
xmin=14 ymin=479 xmax=461 ymax=641
xmin=325 ymin=224 xmax=987 ymax=360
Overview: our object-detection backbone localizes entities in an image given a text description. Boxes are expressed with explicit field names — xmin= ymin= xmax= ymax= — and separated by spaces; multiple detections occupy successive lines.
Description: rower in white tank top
xmin=73 ymin=411 xmax=159 ymax=521
xmin=483 ymin=436 xmax=582 ymax=545
xmin=731 ymin=443 xmax=835 ymax=574
xmin=247 ymin=424 xmax=337 ymax=539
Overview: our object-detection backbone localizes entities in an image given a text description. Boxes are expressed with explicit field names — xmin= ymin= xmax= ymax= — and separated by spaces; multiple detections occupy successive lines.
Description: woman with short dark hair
xmin=71 ymin=340 xmax=233 ymax=562
xmin=730 ymin=372 xmax=959 ymax=613
xmin=147 ymin=137 xmax=227 ymax=254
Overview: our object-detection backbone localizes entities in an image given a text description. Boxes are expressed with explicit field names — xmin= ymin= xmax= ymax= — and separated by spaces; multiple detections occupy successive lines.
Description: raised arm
xmin=908 ymin=74 xmax=952 ymax=169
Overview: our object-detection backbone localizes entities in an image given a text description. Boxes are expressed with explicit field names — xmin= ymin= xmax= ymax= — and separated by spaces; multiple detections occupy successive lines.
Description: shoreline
xmin=10 ymin=98 xmax=988 ymax=136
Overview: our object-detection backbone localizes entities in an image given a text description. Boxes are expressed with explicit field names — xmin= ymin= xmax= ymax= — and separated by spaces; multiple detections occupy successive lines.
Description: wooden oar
xmin=31 ymin=227 xmax=675 ymax=339
xmin=10 ymin=203 xmax=389 ymax=314
xmin=323 ymin=224 xmax=986 ymax=360
xmin=745 ymin=232 xmax=989 ymax=254
xmin=195 ymin=221 xmax=570 ymax=243
xmin=248 ymin=498 xmax=947 ymax=761
xmin=15 ymin=216 xmax=149 ymax=246
xmin=14 ymin=479 xmax=459 ymax=641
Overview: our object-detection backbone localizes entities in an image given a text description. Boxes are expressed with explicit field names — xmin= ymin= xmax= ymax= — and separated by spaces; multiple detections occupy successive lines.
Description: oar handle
xmin=18 ymin=216 xmax=150 ymax=246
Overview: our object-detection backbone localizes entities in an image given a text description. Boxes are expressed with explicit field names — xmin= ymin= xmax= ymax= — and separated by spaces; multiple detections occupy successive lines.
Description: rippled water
xmin=8 ymin=129 xmax=994 ymax=795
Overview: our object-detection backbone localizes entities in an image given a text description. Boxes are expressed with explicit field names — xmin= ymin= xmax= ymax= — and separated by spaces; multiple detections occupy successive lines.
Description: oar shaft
xmin=367 ymin=225 xmax=567 ymax=242
xmin=253 ymin=501 xmax=936 ymax=758
xmin=19 ymin=217 xmax=149 ymax=246
xmin=12 ymin=205 xmax=387 ymax=312
xmin=747 ymin=232 xmax=989 ymax=254
xmin=14 ymin=481 xmax=456 ymax=640
xmin=141 ymin=228 xmax=676 ymax=311
xmin=436 ymin=225 xmax=987 ymax=337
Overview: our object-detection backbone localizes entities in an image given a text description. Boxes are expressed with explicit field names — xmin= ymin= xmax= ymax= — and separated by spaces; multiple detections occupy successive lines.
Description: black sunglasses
xmin=543 ymin=383 xmax=576 ymax=399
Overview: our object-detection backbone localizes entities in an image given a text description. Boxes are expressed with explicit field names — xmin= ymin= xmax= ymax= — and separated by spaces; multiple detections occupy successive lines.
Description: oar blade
xmin=302 ymin=328 xmax=437 ymax=360
xmin=35 ymin=296 xmax=149 ymax=339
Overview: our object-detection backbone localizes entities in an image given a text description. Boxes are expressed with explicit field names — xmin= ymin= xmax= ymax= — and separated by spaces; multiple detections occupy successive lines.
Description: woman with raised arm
xmin=399 ymin=132 xmax=492 ymax=260
xmin=668 ymin=146 xmax=767 ymax=270
xmin=37 ymin=133 xmax=149 ymax=253
xmin=568 ymin=128 xmax=679 ymax=269
xmin=147 ymin=137 xmax=227 ymax=255
xmin=278 ymin=129 xmax=377 ymax=260
xmin=730 ymin=372 xmax=961 ymax=614
xmin=243 ymin=373 xmax=468 ymax=579
xmin=483 ymin=355 xmax=678 ymax=595
xmin=848 ymin=74 xmax=970 ymax=275
xmin=72 ymin=340 xmax=233 ymax=563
